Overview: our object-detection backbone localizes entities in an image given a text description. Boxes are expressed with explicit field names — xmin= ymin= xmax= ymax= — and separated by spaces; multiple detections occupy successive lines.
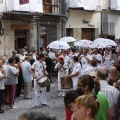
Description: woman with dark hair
xmin=76 ymin=75 xmax=112 ymax=120
xmin=64 ymin=90 xmax=84 ymax=120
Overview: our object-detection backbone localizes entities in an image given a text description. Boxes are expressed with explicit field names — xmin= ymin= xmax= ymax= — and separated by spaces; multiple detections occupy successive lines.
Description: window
xmin=43 ymin=0 xmax=52 ymax=13
xmin=66 ymin=28 xmax=73 ymax=36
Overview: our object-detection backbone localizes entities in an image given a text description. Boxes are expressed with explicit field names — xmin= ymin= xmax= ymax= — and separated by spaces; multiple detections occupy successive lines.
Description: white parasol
xmin=74 ymin=39 xmax=93 ymax=48
xmin=60 ymin=37 xmax=77 ymax=42
xmin=93 ymin=38 xmax=117 ymax=48
xmin=47 ymin=41 xmax=70 ymax=49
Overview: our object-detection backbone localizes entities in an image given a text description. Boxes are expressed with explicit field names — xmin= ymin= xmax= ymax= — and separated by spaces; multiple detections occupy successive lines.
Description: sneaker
xmin=62 ymin=92 xmax=65 ymax=97
xmin=58 ymin=92 xmax=62 ymax=97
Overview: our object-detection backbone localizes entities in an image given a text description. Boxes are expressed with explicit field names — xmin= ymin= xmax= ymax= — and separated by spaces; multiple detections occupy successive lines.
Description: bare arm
xmin=30 ymin=68 xmax=37 ymax=79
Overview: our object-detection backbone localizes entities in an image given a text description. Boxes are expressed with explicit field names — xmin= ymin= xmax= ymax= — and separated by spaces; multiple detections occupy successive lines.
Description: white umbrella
xmin=60 ymin=37 xmax=77 ymax=42
xmin=93 ymin=38 xmax=117 ymax=48
xmin=74 ymin=39 xmax=93 ymax=48
xmin=48 ymin=41 xmax=70 ymax=49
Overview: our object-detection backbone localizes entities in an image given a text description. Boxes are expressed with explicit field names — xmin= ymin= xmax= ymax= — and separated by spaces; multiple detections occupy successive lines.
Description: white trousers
xmin=34 ymin=79 xmax=47 ymax=106
xmin=72 ymin=78 xmax=78 ymax=90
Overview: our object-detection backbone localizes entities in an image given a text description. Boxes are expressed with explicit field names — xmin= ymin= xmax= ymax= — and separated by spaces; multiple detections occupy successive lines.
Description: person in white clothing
xmin=48 ymin=49 xmax=56 ymax=63
xmin=30 ymin=54 xmax=48 ymax=107
xmin=79 ymin=49 xmax=92 ymax=75
xmin=92 ymin=48 xmax=102 ymax=66
xmin=54 ymin=57 xmax=68 ymax=97
xmin=84 ymin=59 xmax=98 ymax=75
xmin=60 ymin=50 xmax=73 ymax=73
xmin=69 ymin=48 xmax=78 ymax=60
xmin=103 ymin=48 xmax=113 ymax=70
xmin=68 ymin=56 xmax=81 ymax=90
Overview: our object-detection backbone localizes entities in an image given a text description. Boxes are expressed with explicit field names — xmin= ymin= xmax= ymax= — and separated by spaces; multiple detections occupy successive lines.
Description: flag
xmin=19 ymin=0 xmax=29 ymax=5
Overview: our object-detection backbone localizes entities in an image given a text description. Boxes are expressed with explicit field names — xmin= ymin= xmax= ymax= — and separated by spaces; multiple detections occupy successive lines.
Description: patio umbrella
xmin=47 ymin=41 xmax=70 ymax=49
xmin=60 ymin=37 xmax=77 ymax=42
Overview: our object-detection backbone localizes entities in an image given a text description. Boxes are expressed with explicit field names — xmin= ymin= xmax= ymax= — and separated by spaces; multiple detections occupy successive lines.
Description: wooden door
xmin=41 ymin=35 xmax=47 ymax=48
xmin=15 ymin=30 xmax=28 ymax=50
xmin=82 ymin=28 xmax=95 ymax=41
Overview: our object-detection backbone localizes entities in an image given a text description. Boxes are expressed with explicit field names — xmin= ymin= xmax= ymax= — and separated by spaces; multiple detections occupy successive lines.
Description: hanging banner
xmin=67 ymin=0 xmax=97 ymax=10
xmin=7 ymin=0 xmax=43 ymax=13
xmin=19 ymin=0 xmax=29 ymax=5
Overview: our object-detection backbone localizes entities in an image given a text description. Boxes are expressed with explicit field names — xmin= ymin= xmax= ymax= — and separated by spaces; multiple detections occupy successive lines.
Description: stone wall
xmin=73 ymin=28 xmax=82 ymax=40
xmin=1 ymin=20 xmax=36 ymax=57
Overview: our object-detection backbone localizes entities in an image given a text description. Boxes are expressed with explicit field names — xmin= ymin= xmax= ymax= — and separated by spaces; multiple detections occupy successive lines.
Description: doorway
xmin=41 ymin=35 xmax=47 ymax=48
xmin=15 ymin=30 xmax=28 ymax=50
xmin=82 ymin=28 xmax=95 ymax=41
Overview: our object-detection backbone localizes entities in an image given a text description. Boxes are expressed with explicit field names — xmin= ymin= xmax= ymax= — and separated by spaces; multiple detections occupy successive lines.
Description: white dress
xmin=80 ymin=54 xmax=92 ymax=75
xmin=31 ymin=61 xmax=47 ymax=106
xmin=103 ymin=54 xmax=112 ymax=70
xmin=71 ymin=62 xmax=81 ymax=90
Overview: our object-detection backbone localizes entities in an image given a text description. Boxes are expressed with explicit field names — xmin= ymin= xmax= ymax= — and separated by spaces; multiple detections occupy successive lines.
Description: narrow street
xmin=0 ymin=80 xmax=65 ymax=120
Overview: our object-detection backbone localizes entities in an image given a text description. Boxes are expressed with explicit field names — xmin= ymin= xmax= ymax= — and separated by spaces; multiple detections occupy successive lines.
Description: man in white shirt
xmin=60 ymin=50 xmax=73 ymax=73
xmin=30 ymin=54 xmax=48 ymax=107
xmin=92 ymin=48 xmax=102 ymax=66
xmin=97 ymin=67 xmax=120 ymax=119
xmin=54 ymin=57 xmax=68 ymax=96
xmin=22 ymin=56 xmax=32 ymax=99
xmin=79 ymin=49 xmax=92 ymax=74
xmin=48 ymin=49 xmax=56 ymax=63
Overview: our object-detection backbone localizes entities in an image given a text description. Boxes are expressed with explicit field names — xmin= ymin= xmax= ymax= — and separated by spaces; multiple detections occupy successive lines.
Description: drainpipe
xmin=37 ymin=23 xmax=41 ymax=54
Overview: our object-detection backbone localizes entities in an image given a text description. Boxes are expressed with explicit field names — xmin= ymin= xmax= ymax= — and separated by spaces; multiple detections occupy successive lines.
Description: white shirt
xmin=80 ymin=54 xmax=92 ymax=69
xmin=92 ymin=54 xmax=102 ymax=66
xmin=33 ymin=53 xmax=37 ymax=61
xmin=71 ymin=62 xmax=81 ymax=80
xmin=60 ymin=55 xmax=73 ymax=68
xmin=84 ymin=66 xmax=98 ymax=75
xmin=22 ymin=61 xmax=32 ymax=82
xmin=0 ymin=71 xmax=5 ymax=90
xmin=48 ymin=51 xmax=56 ymax=63
xmin=10 ymin=66 xmax=19 ymax=74
xmin=55 ymin=62 xmax=68 ymax=77
xmin=31 ymin=61 xmax=46 ymax=78
xmin=69 ymin=52 xmax=78 ymax=59
xmin=99 ymin=80 xmax=120 ymax=116
xmin=48 ymin=51 xmax=56 ymax=60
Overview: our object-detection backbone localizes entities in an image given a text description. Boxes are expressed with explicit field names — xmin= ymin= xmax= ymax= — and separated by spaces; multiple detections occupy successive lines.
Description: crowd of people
xmin=0 ymin=44 xmax=120 ymax=120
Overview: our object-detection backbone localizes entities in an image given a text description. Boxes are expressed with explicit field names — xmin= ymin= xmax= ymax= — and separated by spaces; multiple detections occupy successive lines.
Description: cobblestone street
xmin=0 ymin=80 xmax=65 ymax=120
